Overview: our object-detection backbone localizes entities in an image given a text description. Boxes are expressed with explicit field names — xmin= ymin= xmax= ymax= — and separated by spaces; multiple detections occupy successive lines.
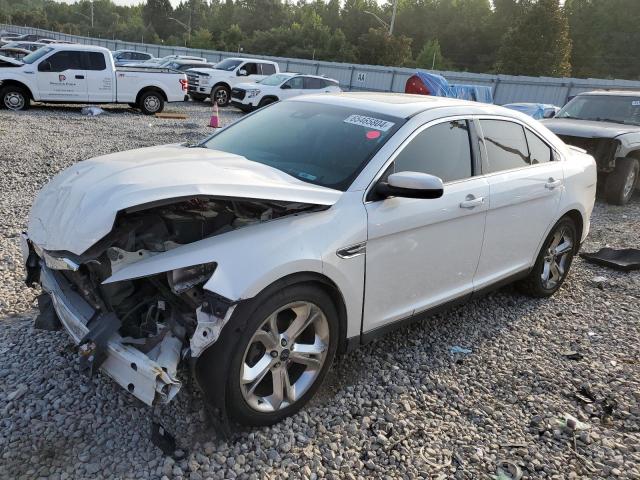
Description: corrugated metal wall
xmin=4 ymin=23 xmax=640 ymax=105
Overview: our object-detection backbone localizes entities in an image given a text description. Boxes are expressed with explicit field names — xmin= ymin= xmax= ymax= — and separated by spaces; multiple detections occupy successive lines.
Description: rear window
xmin=84 ymin=52 xmax=106 ymax=71
xmin=480 ymin=120 xmax=530 ymax=173
xmin=203 ymin=101 xmax=405 ymax=191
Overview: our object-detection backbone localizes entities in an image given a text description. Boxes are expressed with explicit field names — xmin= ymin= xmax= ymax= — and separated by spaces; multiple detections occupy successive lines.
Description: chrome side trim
xmin=336 ymin=242 xmax=366 ymax=259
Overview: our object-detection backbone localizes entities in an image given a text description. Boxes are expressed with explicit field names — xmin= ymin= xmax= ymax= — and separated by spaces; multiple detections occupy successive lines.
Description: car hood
xmin=0 ymin=54 xmax=23 ymax=66
xmin=542 ymin=118 xmax=640 ymax=138
xmin=234 ymin=82 xmax=261 ymax=90
xmin=27 ymin=144 xmax=342 ymax=255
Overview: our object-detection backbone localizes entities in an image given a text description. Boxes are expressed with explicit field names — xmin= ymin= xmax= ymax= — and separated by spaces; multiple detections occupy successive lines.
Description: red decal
xmin=366 ymin=130 xmax=381 ymax=139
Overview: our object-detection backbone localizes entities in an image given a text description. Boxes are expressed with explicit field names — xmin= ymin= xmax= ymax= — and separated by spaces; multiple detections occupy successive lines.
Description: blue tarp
xmin=502 ymin=103 xmax=560 ymax=120
xmin=414 ymin=71 xmax=494 ymax=104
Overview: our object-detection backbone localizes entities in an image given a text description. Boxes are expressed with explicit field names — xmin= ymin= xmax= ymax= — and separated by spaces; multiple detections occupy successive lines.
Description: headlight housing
xmin=247 ymin=89 xmax=261 ymax=98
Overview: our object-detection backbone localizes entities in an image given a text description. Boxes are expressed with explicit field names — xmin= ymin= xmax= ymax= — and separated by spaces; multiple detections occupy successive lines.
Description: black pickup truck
xmin=543 ymin=90 xmax=640 ymax=205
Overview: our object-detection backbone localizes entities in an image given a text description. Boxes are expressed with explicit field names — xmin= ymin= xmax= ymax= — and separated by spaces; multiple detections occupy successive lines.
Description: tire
xmin=127 ymin=102 xmax=137 ymax=109
xmin=517 ymin=216 xmax=578 ymax=297
xmin=257 ymin=97 xmax=277 ymax=108
xmin=211 ymin=85 xmax=230 ymax=107
xmin=220 ymin=284 xmax=339 ymax=426
xmin=1 ymin=85 xmax=29 ymax=111
xmin=137 ymin=90 xmax=164 ymax=115
xmin=604 ymin=157 xmax=639 ymax=205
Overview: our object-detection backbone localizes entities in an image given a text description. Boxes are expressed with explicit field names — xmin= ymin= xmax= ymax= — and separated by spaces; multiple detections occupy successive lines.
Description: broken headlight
xmin=168 ymin=262 xmax=216 ymax=294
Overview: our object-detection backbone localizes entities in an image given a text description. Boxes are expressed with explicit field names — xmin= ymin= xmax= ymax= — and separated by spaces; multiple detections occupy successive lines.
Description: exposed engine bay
xmin=30 ymin=197 xmax=321 ymax=404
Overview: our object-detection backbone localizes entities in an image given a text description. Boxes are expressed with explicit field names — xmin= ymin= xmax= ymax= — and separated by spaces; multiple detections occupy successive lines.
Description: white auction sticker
xmin=344 ymin=114 xmax=395 ymax=131
xmin=632 ymin=100 xmax=640 ymax=106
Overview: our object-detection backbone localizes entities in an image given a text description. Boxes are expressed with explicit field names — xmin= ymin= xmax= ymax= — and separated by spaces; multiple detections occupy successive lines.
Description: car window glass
xmin=394 ymin=120 xmax=473 ymax=183
xmin=39 ymin=51 xmax=82 ymax=71
xmin=242 ymin=62 xmax=258 ymax=75
xmin=303 ymin=77 xmax=325 ymax=89
xmin=84 ymin=52 xmax=106 ymax=71
xmin=284 ymin=77 xmax=304 ymax=89
xmin=260 ymin=63 xmax=276 ymax=75
xmin=480 ymin=120 xmax=530 ymax=173
xmin=525 ymin=129 xmax=552 ymax=164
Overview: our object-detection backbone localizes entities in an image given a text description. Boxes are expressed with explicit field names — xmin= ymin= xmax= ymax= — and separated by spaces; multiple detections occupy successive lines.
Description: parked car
xmin=137 ymin=55 xmax=207 ymax=67
xmin=0 ymin=44 xmax=188 ymax=114
xmin=2 ymin=33 xmax=47 ymax=42
xmin=543 ymin=90 xmax=640 ymax=205
xmin=112 ymin=49 xmax=155 ymax=66
xmin=153 ymin=59 xmax=215 ymax=72
xmin=503 ymin=103 xmax=560 ymax=120
xmin=230 ymin=73 xmax=341 ymax=112
xmin=1 ymin=41 xmax=47 ymax=52
xmin=0 ymin=47 xmax=31 ymax=61
xmin=22 ymin=93 xmax=596 ymax=425
xmin=0 ymin=33 xmax=23 ymax=46
xmin=187 ymin=57 xmax=279 ymax=106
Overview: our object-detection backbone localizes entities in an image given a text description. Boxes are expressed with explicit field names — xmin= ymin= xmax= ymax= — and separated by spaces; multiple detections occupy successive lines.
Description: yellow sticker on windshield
xmin=344 ymin=115 xmax=395 ymax=131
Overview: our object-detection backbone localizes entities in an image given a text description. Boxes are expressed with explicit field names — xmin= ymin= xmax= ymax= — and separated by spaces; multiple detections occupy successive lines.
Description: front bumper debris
xmin=39 ymin=264 xmax=181 ymax=405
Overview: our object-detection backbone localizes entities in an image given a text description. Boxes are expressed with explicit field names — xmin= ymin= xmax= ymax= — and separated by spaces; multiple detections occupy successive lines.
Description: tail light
xmin=179 ymin=78 xmax=188 ymax=91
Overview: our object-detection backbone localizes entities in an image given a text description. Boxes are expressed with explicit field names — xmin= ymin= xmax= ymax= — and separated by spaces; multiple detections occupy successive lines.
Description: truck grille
xmin=231 ymin=88 xmax=246 ymax=100
xmin=557 ymin=135 xmax=619 ymax=171
xmin=187 ymin=73 xmax=203 ymax=93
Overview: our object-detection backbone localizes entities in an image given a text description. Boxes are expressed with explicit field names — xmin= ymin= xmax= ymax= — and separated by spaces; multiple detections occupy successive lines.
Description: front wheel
xmin=605 ymin=157 xmax=639 ymax=205
xmin=1 ymin=85 xmax=29 ymax=111
xmin=518 ymin=216 xmax=577 ymax=297
xmin=224 ymin=284 xmax=339 ymax=426
xmin=138 ymin=91 xmax=164 ymax=115
xmin=211 ymin=85 xmax=230 ymax=107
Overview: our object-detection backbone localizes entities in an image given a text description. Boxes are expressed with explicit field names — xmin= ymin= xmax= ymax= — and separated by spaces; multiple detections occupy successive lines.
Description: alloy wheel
xmin=214 ymin=89 xmax=228 ymax=105
xmin=4 ymin=91 xmax=25 ymax=110
xmin=541 ymin=226 xmax=574 ymax=290
xmin=240 ymin=301 xmax=329 ymax=412
xmin=143 ymin=95 xmax=160 ymax=113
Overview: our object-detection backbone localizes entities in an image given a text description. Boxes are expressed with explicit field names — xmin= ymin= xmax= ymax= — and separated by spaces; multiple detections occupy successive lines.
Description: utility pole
xmin=389 ymin=0 xmax=398 ymax=36
xmin=90 ymin=0 xmax=94 ymax=29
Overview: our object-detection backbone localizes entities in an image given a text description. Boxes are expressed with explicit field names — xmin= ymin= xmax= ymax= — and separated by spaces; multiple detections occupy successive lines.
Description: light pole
xmin=169 ymin=16 xmax=191 ymax=46
xmin=364 ymin=0 xmax=398 ymax=36
xmin=76 ymin=4 xmax=94 ymax=29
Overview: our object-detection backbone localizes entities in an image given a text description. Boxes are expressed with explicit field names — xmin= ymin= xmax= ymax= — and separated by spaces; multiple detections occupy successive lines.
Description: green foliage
xmin=2 ymin=0 xmax=640 ymax=79
xmin=495 ymin=0 xmax=572 ymax=76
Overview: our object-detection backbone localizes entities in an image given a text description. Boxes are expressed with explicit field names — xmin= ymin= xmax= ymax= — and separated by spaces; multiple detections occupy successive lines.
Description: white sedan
xmin=22 ymin=93 xmax=596 ymax=426
xmin=230 ymin=72 xmax=340 ymax=112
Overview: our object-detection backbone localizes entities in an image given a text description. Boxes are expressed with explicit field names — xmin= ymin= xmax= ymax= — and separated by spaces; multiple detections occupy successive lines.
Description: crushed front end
xmin=556 ymin=135 xmax=620 ymax=172
xmin=22 ymin=196 xmax=316 ymax=406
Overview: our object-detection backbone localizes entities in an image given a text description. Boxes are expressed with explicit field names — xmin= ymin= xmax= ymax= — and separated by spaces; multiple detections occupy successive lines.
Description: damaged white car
xmin=23 ymin=93 xmax=597 ymax=426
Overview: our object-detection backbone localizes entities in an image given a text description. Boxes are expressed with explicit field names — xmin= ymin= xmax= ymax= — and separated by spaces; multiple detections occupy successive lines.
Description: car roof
xmin=579 ymin=90 xmax=640 ymax=97
xmin=221 ymin=57 xmax=278 ymax=64
xmin=288 ymin=92 xmax=510 ymax=118
xmin=43 ymin=44 xmax=111 ymax=53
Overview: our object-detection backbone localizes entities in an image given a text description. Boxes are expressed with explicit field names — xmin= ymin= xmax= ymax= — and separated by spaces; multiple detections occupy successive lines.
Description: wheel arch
xmin=212 ymin=81 xmax=231 ymax=91
xmin=561 ymin=208 xmax=584 ymax=246
xmin=135 ymin=86 xmax=167 ymax=104
xmin=0 ymin=79 xmax=34 ymax=99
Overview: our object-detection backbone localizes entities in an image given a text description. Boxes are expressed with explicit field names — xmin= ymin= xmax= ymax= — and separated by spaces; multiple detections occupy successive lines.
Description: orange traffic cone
xmin=209 ymin=102 xmax=220 ymax=128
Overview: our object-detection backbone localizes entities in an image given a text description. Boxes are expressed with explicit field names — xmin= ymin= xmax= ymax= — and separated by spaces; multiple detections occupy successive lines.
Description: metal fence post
xmin=348 ymin=66 xmax=355 ymax=91
xmin=389 ymin=70 xmax=396 ymax=92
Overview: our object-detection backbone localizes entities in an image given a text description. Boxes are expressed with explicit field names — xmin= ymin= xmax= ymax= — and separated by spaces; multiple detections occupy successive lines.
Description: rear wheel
xmin=1 ymin=85 xmax=29 ymax=111
xmin=211 ymin=85 xmax=230 ymax=107
xmin=518 ymin=216 xmax=577 ymax=297
xmin=224 ymin=284 xmax=338 ymax=426
xmin=605 ymin=157 xmax=639 ymax=205
xmin=138 ymin=90 xmax=164 ymax=115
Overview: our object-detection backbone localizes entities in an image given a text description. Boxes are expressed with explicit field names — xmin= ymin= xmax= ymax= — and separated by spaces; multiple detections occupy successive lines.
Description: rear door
xmin=83 ymin=51 xmax=114 ymax=102
xmin=302 ymin=76 xmax=332 ymax=94
xmin=473 ymin=118 xmax=564 ymax=288
xmin=37 ymin=50 xmax=88 ymax=102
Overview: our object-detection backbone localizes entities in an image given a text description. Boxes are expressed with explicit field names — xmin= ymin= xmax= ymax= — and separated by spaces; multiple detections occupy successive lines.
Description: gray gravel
xmin=1 ymin=102 xmax=639 ymax=479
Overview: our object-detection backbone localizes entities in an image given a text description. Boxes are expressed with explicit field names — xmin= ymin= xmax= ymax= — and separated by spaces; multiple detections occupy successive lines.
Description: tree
xmin=189 ymin=28 xmax=213 ymax=49
xmin=415 ymin=39 xmax=450 ymax=70
xmin=496 ymin=0 xmax=572 ymax=77
xmin=357 ymin=28 xmax=413 ymax=66
xmin=142 ymin=0 xmax=173 ymax=39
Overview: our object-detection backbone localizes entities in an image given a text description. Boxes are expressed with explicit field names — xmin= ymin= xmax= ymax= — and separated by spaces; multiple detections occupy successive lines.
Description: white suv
xmin=187 ymin=57 xmax=279 ymax=106
xmin=230 ymin=73 xmax=341 ymax=112
xmin=23 ymin=93 xmax=596 ymax=426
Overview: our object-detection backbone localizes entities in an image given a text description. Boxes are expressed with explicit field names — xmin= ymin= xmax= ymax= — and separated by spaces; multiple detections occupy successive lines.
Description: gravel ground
xmin=1 ymin=102 xmax=639 ymax=479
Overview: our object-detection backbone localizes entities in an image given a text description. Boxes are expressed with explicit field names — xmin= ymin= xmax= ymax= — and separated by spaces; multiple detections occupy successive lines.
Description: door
xmin=302 ymin=76 xmax=331 ymax=94
xmin=83 ymin=51 xmax=113 ymax=103
xmin=37 ymin=50 xmax=88 ymax=102
xmin=280 ymin=76 xmax=304 ymax=99
xmin=473 ymin=119 xmax=564 ymax=288
xmin=363 ymin=119 xmax=489 ymax=332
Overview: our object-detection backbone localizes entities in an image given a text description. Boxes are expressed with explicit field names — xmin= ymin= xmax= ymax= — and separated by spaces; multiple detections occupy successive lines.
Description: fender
xmin=0 ymin=74 xmax=37 ymax=100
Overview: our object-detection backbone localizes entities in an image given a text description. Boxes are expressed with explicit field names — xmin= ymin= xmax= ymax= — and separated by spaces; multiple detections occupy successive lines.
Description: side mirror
xmin=543 ymin=109 xmax=556 ymax=119
xmin=237 ymin=68 xmax=248 ymax=76
xmin=376 ymin=172 xmax=444 ymax=200
xmin=38 ymin=60 xmax=52 ymax=72
xmin=281 ymin=83 xmax=291 ymax=89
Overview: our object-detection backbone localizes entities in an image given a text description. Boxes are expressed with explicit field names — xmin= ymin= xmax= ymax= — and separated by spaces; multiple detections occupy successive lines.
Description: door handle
xmin=459 ymin=195 xmax=484 ymax=209
xmin=545 ymin=178 xmax=562 ymax=189
xmin=75 ymin=75 xmax=85 ymax=79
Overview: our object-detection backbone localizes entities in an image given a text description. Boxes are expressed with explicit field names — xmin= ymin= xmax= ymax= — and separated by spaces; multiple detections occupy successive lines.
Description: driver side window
xmin=38 ymin=51 xmax=83 ymax=72
xmin=284 ymin=77 xmax=304 ymax=89
xmin=242 ymin=63 xmax=258 ymax=75
xmin=393 ymin=120 xmax=474 ymax=183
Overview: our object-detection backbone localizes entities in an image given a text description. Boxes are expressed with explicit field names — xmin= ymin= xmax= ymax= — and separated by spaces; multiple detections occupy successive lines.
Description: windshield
xmin=214 ymin=58 xmax=242 ymax=71
xmin=258 ymin=74 xmax=292 ymax=86
xmin=202 ymin=101 xmax=404 ymax=191
xmin=557 ymin=95 xmax=640 ymax=126
xmin=22 ymin=47 xmax=53 ymax=64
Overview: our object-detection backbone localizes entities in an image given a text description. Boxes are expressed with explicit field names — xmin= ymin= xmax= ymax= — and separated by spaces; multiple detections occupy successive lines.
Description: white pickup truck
xmin=0 ymin=44 xmax=188 ymax=114
xmin=187 ymin=57 xmax=280 ymax=106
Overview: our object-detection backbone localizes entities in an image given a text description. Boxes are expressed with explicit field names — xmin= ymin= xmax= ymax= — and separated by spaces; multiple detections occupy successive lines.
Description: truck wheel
xmin=1 ymin=85 xmax=29 ymax=111
xmin=211 ymin=86 xmax=230 ymax=107
xmin=138 ymin=91 xmax=164 ymax=115
xmin=127 ymin=103 xmax=137 ymax=109
xmin=604 ymin=157 xmax=639 ymax=205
